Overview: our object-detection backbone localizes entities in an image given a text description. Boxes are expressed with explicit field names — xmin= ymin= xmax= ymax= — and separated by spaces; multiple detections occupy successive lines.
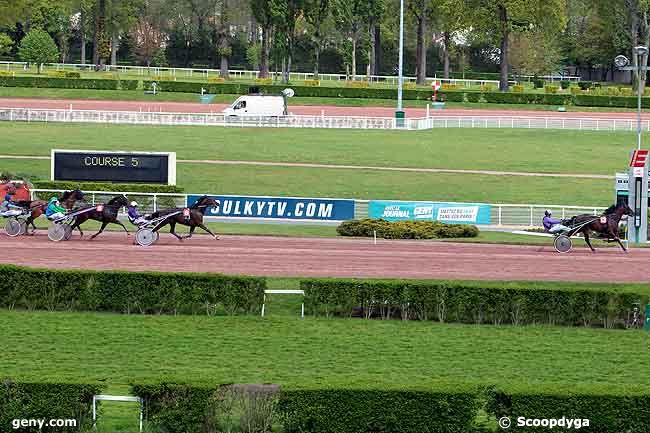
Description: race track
xmin=2 ymin=231 xmax=647 ymax=283
xmin=2 ymin=97 xmax=650 ymax=119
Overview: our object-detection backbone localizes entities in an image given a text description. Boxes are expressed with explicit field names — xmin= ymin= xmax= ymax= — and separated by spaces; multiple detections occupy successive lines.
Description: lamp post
xmin=395 ymin=0 xmax=405 ymax=127
xmin=615 ymin=46 xmax=649 ymax=150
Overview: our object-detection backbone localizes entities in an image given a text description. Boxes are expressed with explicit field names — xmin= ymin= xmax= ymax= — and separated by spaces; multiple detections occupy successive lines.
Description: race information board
xmin=51 ymin=150 xmax=176 ymax=184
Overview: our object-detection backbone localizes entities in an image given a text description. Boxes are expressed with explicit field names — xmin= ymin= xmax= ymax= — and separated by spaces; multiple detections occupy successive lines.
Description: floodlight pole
xmin=396 ymin=0 xmax=404 ymax=112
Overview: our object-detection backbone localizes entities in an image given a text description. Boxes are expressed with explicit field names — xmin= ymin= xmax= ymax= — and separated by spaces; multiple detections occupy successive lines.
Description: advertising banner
xmin=187 ymin=195 xmax=355 ymax=221
xmin=368 ymin=201 xmax=491 ymax=224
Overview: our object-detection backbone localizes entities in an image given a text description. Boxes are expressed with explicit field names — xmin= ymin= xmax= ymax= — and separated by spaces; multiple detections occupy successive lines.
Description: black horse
xmin=69 ymin=195 xmax=130 ymax=239
xmin=149 ymin=195 xmax=220 ymax=240
xmin=566 ymin=203 xmax=634 ymax=252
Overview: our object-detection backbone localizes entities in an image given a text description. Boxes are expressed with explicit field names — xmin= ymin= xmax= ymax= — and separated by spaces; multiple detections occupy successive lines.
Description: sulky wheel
xmin=48 ymin=224 xmax=66 ymax=242
xmin=63 ymin=225 xmax=73 ymax=241
xmin=136 ymin=228 xmax=157 ymax=246
xmin=5 ymin=218 xmax=23 ymax=237
xmin=554 ymin=234 xmax=572 ymax=254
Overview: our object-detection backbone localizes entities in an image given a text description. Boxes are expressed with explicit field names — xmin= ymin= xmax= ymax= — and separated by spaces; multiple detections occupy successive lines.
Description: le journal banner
xmin=188 ymin=195 xmax=355 ymax=221
xmin=368 ymin=201 xmax=491 ymax=225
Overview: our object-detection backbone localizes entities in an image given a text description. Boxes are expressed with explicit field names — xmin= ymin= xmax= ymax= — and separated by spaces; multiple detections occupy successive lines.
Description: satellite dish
xmin=614 ymin=55 xmax=630 ymax=69
xmin=282 ymin=88 xmax=295 ymax=98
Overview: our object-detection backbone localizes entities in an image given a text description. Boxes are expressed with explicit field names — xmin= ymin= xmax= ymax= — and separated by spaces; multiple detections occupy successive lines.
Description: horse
xmin=68 ymin=195 xmax=130 ymax=240
xmin=149 ymin=195 xmax=220 ymax=240
xmin=13 ymin=189 xmax=85 ymax=235
xmin=566 ymin=203 xmax=634 ymax=252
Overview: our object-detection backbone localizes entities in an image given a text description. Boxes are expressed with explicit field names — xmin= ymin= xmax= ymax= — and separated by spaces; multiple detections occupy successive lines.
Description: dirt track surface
xmin=2 ymin=232 xmax=647 ymax=283
xmin=2 ymin=97 xmax=650 ymax=119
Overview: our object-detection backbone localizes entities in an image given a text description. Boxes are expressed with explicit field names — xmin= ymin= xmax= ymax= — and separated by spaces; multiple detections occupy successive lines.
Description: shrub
xmin=511 ymin=84 xmax=525 ymax=93
xmin=31 ymin=180 xmax=183 ymax=193
xmin=255 ymin=78 xmax=272 ymax=85
xmin=532 ymin=79 xmax=544 ymax=89
xmin=621 ymin=87 xmax=634 ymax=97
xmin=18 ymin=29 xmax=59 ymax=73
xmin=0 ymin=264 xmax=266 ymax=315
xmin=441 ymin=83 xmax=462 ymax=91
xmin=465 ymin=91 xmax=483 ymax=103
xmin=0 ymin=76 xmax=120 ymax=90
xmin=300 ymin=278 xmax=648 ymax=326
xmin=207 ymin=77 xmax=225 ymax=84
xmin=150 ymin=75 xmax=175 ymax=81
xmin=65 ymin=71 xmax=81 ymax=79
xmin=436 ymin=91 xmax=465 ymax=102
xmin=303 ymin=79 xmax=320 ymax=87
xmin=544 ymin=85 xmax=558 ymax=94
xmin=578 ymin=80 xmax=593 ymax=90
xmin=480 ymin=84 xmax=496 ymax=92
xmin=569 ymin=86 xmax=582 ymax=95
xmin=345 ymin=80 xmax=369 ymax=88
xmin=336 ymin=219 xmax=479 ymax=240
xmin=0 ymin=379 xmax=102 ymax=433
xmin=560 ymin=80 xmax=571 ymax=89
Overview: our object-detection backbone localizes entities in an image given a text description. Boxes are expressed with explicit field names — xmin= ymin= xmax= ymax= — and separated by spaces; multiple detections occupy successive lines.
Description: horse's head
xmin=108 ymin=195 xmax=130 ymax=209
xmin=191 ymin=196 xmax=220 ymax=213
xmin=621 ymin=203 xmax=635 ymax=217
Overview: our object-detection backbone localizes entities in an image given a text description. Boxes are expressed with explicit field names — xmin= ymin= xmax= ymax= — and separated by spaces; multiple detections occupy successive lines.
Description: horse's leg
xmin=583 ymin=230 xmax=595 ymax=252
xmin=169 ymin=221 xmax=183 ymax=240
xmin=69 ymin=219 xmax=82 ymax=238
xmin=196 ymin=222 xmax=219 ymax=239
xmin=183 ymin=226 xmax=196 ymax=239
xmin=90 ymin=221 xmax=108 ymax=240
xmin=113 ymin=220 xmax=130 ymax=237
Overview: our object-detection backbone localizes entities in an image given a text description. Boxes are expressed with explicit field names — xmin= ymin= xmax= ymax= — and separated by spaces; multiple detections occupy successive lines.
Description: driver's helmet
xmin=130 ymin=201 xmax=138 ymax=207
xmin=544 ymin=209 xmax=552 ymax=217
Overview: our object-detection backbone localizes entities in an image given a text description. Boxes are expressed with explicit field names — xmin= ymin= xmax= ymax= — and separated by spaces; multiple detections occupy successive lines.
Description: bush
xmin=511 ymin=84 xmax=525 ymax=93
xmin=0 ymin=76 xmax=120 ymax=90
xmin=578 ymin=80 xmax=593 ymax=90
xmin=18 ymin=29 xmax=59 ymax=73
xmin=303 ymin=79 xmax=320 ymax=87
xmin=569 ymin=86 xmax=582 ymax=95
xmin=208 ymin=77 xmax=226 ymax=84
xmin=0 ymin=264 xmax=266 ymax=315
xmin=544 ymin=85 xmax=558 ymax=94
xmin=31 ymin=180 xmax=183 ymax=193
xmin=0 ymin=379 xmax=102 ymax=433
xmin=65 ymin=71 xmax=81 ymax=79
xmin=255 ymin=78 xmax=272 ymax=85
xmin=480 ymin=84 xmax=496 ymax=92
xmin=299 ymin=278 xmax=648 ymax=326
xmin=486 ymin=385 xmax=650 ymax=433
xmin=441 ymin=83 xmax=462 ymax=91
xmin=345 ymin=80 xmax=369 ymax=88
xmin=532 ymin=79 xmax=544 ymax=89
xmin=560 ymin=80 xmax=571 ymax=89
xmin=280 ymin=387 xmax=480 ymax=433
xmin=436 ymin=91 xmax=465 ymax=102
xmin=336 ymin=219 xmax=479 ymax=240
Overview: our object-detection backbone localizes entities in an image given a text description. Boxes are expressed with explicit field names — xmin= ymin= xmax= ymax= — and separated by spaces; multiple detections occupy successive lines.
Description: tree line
xmin=0 ymin=0 xmax=649 ymax=90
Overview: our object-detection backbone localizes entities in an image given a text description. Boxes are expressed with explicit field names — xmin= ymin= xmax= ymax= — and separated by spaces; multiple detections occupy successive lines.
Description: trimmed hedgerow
xmin=0 ymin=75 xmax=138 ymax=91
xmin=0 ymin=264 xmax=266 ymax=315
xmin=0 ymin=379 xmax=102 ymax=433
xmin=486 ymin=384 xmax=650 ymax=433
xmin=32 ymin=180 xmax=183 ymax=193
xmin=299 ymin=278 xmax=648 ymax=327
xmin=337 ymin=219 xmax=479 ymax=239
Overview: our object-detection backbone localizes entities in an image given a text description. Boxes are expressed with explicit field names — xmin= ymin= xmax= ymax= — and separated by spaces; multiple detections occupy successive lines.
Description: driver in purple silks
xmin=543 ymin=210 xmax=569 ymax=234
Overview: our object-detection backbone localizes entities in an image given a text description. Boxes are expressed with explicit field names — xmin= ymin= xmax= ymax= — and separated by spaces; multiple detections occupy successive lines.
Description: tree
xmin=216 ymin=0 xmax=232 ymax=78
xmin=408 ymin=0 xmax=432 ymax=84
xmin=276 ymin=0 xmax=304 ymax=82
xmin=303 ymin=0 xmax=329 ymax=78
xmin=18 ymin=28 xmax=59 ymax=72
xmin=130 ymin=1 xmax=167 ymax=66
xmin=251 ymin=0 xmax=280 ymax=78
xmin=468 ymin=0 xmax=567 ymax=91
xmin=509 ymin=29 xmax=563 ymax=76
xmin=0 ymin=33 xmax=13 ymax=57
xmin=331 ymin=0 xmax=371 ymax=79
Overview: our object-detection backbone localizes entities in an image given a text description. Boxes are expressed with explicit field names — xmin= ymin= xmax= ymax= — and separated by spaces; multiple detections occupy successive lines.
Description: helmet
xmin=544 ymin=209 xmax=552 ymax=217
xmin=49 ymin=197 xmax=58 ymax=203
xmin=130 ymin=201 xmax=138 ymax=207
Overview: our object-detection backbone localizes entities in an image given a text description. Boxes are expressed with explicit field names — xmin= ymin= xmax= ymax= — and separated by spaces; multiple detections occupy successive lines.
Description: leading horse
xmin=149 ymin=195 xmax=220 ymax=240
xmin=567 ymin=203 xmax=634 ymax=252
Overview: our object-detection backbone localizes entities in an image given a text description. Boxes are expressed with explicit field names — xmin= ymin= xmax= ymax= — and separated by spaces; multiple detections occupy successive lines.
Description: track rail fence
xmin=1 ymin=107 xmax=647 ymax=131
xmin=30 ymin=189 xmax=603 ymax=227
xmin=0 ymin=61 xmax=581 ymax=86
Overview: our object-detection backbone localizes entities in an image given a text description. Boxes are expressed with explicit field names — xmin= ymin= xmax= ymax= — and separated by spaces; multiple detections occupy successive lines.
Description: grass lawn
xmin=0 ymin=122 xmax=640 ymax=176
xmin=2 ymin=311 xmax=648 ymax=389
xmin=2 ymin=86 xmax=650 ymax=112
xmin=0 ymin=157 xmax=611 ymax=205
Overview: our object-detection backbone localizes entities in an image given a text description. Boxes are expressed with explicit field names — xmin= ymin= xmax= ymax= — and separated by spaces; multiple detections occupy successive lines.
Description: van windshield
xmin=234 ymin=100 xmax=246 ymax=110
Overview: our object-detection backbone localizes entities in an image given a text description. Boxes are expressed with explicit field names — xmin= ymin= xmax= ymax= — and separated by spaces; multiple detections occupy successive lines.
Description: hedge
xmin=31 ymin=180 xmax=183 ymax=193
xmin=0 ymin=380 xmax=102 ymax=433
xmin=0 ymin=76 xmax=138 ymax=91
xmin=437 ymin=90 xmax=648 ymax=107
xmin=279 ymin=388 xmax=480 ymax=433
xmin=0 ymin=264 xmax=266 ymax=315
xmin=337 ymin=219 xmax=479 ymax=239
xmin=486 ymin=385 xmax=650 ymax=433
xmin=133 ymin=383 xmax=480 ymax=433
xmin=299 ymin=279 xmax=648 ymax=327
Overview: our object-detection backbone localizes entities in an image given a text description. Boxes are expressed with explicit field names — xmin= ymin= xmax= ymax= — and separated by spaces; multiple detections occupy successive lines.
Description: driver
xmin=45 ymin=197 xmax=66 ymax=221
xmin=127 ymin=201 xmax=149 ymax=225
xmin=0 ymin=192 xmax=24 ymax=217
xmin=543 ymin=210 xmax=570 ymax=234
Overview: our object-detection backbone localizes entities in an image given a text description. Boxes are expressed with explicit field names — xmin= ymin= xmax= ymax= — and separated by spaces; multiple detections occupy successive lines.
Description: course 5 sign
xmin=188 ymin=195 xmax=355 ymax=221
xmin=51 ymin=149 xmax=176 ymax=184
xmin=369 ymin=201 xmax=491 ymax=224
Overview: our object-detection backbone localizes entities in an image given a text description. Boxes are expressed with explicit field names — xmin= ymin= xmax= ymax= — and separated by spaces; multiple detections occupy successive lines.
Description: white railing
xmin=0 ymin=61 xmax=579 ymax=86
xmin=0 ymin=107 xmax=421 ymax=130
xmin=2 ymin=107 xmax=647 ymax=132
xmin=30 ymin=188 xmax=603 ymax=227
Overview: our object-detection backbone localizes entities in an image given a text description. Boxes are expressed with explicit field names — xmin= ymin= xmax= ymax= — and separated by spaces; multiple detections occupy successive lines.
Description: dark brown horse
xmin=567 ymin=203 xmax=634 ymax=252
xmin=149 ymin=195 xmax=220 ymax=240
xmin=15 ymin=189 xmax=85 ymax=235
xmin=69 ymin=195 xmax=130 ymax=239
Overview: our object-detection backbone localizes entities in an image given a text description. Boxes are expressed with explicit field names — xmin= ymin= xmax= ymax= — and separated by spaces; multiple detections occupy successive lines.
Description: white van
xmin=222 ymin=89 xmax=294 ymax=117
